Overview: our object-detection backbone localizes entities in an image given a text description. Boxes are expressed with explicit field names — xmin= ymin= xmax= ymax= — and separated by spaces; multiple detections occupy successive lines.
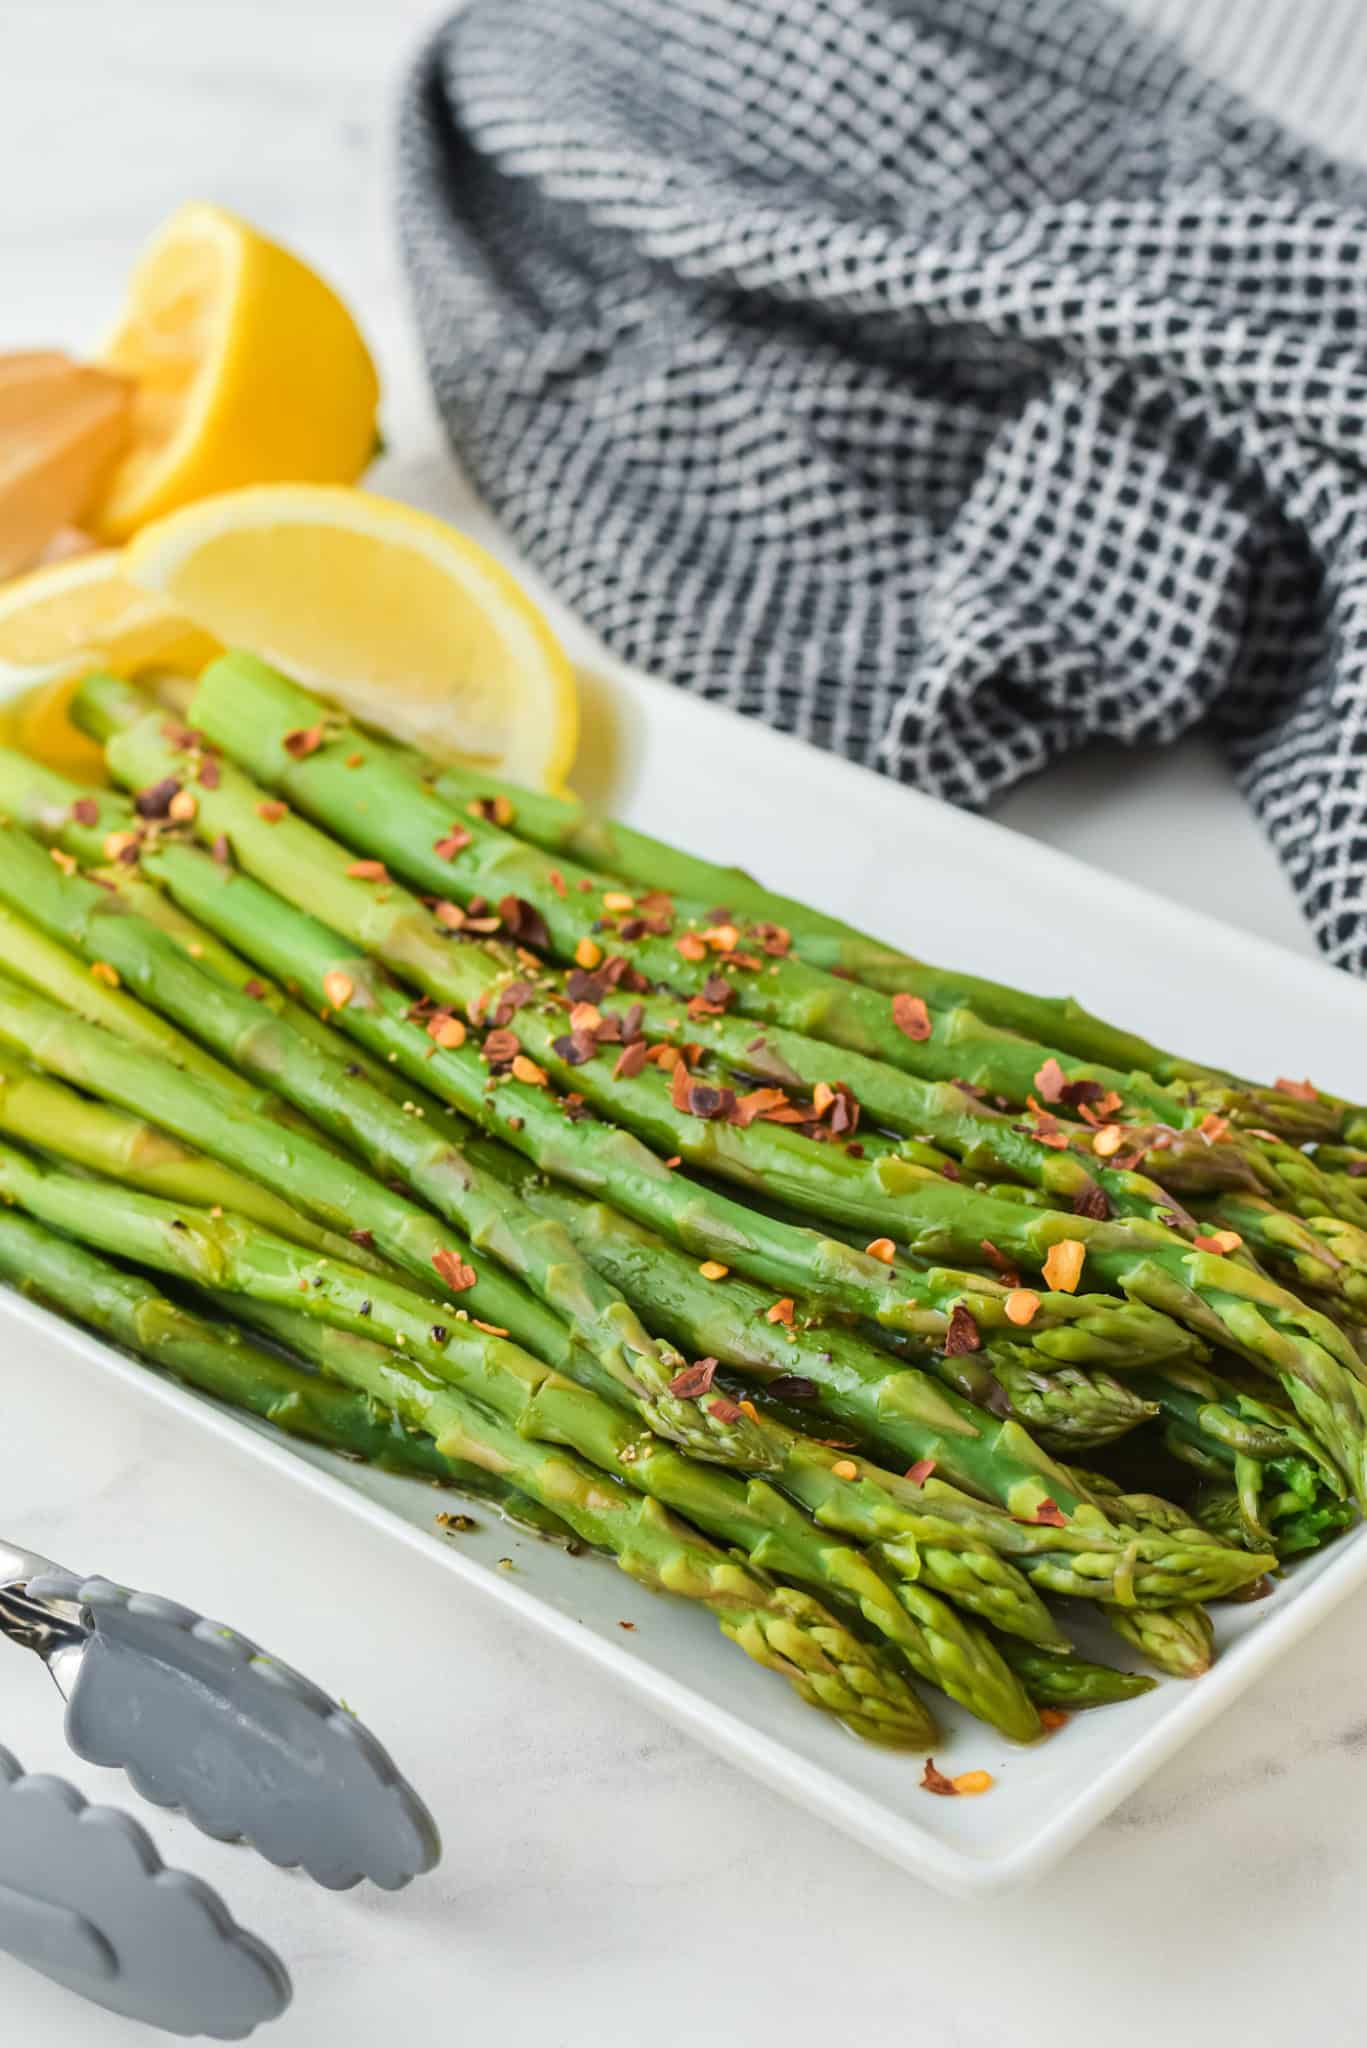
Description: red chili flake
xmin=1057 ymin=1075 xmax=1102 ymax=1108
xmin=940 ymin=1161 xmax=961 ymax=1181
xmin=347 ymin=859 xmax=388 ymax=882
xmin=891 ymin=992 xmax=932 ymax=1041
xmin=483 ymin=1028 xmax=521 ymax=1068
xmin=565 ymin=968 xmax=604 ymax=1004
xmin=1033 ymin=1057 xmax=1067 ymax=1103
xmin=1073 ymin=1184 xmax=1110 ymax=1220
xmin=256 ymin=800 xmax=287 ymax=823
xmin=197 ymin=755 xmax=221 ymax=789
xmin=668 ymin=1357 xmax=718 ymax=1399
xmin=669 ymin=1058 xmax=694 ymax=1114
xmin=621 ymin=1002 xmax=645 ymax=1042
xmin=600 ymin=955 xmax=630 ymax=989
xmin=498 ymin=894 xmax=551 ymax=949
xmin=133 ymin=776 xmax=181 ymax=819
xmin=350 ymin=1228 xmax=376 ymax=1250
xmin=676 ymin=932 xmax=708 ymax=963
xmin=752 ymin=922 xmax=791 ymax=956
xmin=242 ymin=978 xmax=266 ymax=999
xmin=1347 ymin=1161 xmax=1367 ymax=1178
xmin=1275 ymin=1076 xmax=1319 ymax=1101
xmin=731 ymin=1086 xmax=792 ymax=1127
xmin=905 ymin=1457 xmax=937 ymax=1486
xmin=282 ymin=725 xmax=325 ymax=758
xmin=1016 ymin=1102 xmax=1069 ymax=1150
xmin=492 ymin=981 xmax=535 ymax=1027
xmin=828 ymin=1083 xmax=860 ymax=1136
xmin=431 ymin=1249 xmax=477 ymax=1291
xmin=69 ymin=796 xmax=99 ymax=827
xmin=552 ymin=1031 xmax=598 ymax=1067
xmin=685 ymin=1082 xmax=736 ymax=1122
xmin=433 ymin=900 xmax=466 ymax=930
xmin=1198 ymin=1112 xmax=1230 ymax=1144
xmin=920 ymin=1759 xmax=959 ymax=1797
xmin=613 ymin=1040 xmax=650 ymax=1080
xmin=548 ymin=867 xmax=567 ymax=897
xmin=211 ymin=833 xmax=231 ymax=866
xmin=1193 ymin=1230 xmax=1242 ymax=1255
xmin=765 ymin=1297 xmax=795 ymax=1326
xmin=160 ymin=719 xmax=201 ymax=749
xmin=434 ymin=825 xmax=473 ymax=860
xmin=707 ymin=1396 xmax=745 ymax=1424
xmin=1029 ymin=1498 xmax=1067 ymax=1528
xmin=943 ymin=1304 xmax=981 ymax=1356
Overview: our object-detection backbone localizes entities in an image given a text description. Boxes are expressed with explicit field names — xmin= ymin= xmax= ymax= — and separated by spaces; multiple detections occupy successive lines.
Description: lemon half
xmin=124 ymin=485 xmax=579 ymax=788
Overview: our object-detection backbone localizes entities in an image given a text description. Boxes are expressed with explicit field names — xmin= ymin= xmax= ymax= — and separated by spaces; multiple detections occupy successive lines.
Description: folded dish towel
xmin=399 ymin=0 xmax=1367 ymax=970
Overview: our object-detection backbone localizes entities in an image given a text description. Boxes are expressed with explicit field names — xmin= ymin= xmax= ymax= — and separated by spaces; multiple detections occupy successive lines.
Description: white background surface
xmin=3 ymin=3 xmax=1365 ymax=2044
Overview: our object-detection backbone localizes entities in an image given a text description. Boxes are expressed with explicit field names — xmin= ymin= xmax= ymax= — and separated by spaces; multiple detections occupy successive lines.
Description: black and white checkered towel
xmin=399 ymin=0 xmax=1367 ymax=970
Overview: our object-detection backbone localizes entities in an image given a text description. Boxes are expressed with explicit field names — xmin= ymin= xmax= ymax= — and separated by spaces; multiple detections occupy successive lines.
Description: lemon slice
xmin=124 ymin=485 xmax=579 ymax=788
xmin=91 ymin=203 xmax=380 ymax=542
xmin=0 ymin=551 xmax=217 ymax=778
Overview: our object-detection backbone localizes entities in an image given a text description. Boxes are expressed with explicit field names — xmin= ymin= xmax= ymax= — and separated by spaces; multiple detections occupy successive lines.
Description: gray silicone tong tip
xmin=28 ymin=1573 xmax=441 ymax=1893
xmin=0 ymin=1745 xmax=291 ymax=2039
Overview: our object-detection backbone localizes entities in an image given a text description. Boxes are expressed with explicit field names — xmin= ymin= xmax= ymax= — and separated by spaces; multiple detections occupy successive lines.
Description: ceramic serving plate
xmin=4 ymin=626 xmax=1367 ymax=1897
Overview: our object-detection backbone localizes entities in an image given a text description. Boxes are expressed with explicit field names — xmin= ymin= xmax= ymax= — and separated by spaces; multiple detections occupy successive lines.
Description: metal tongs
xmin=0 ymin=1538 xmax=440 ymax=2038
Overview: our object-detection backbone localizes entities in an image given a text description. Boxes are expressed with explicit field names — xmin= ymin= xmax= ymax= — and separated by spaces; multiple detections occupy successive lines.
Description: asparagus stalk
xmin=369 ymin=736 xmax=1347 ymax=1144
xmin=0 ymin=829 xmax=779 ymax=1471
xmin=120 ymin=659 xmax=1294 ymax=1137
xmin=0 ymin=966 xmax=1158 ymax=1648
xmin=1198 ymin=1193 xmax=1367 ymax=1323
xmin=0 ymin=1207 xmax=462 ymax=1486
xmin=77 ymin=718 xmax=1367 ymax=1508
xmin=0 ymin=741 xmax=425 ymax=1117
xmin=0 ymin=1142 xmax=1059 ymax=1737
xmin=1139 ymin=1358 xmax=1347 ymax=1553
xmin=455 ymin=1160 xmax=1270 ymax=1608
xmin=992 ymin=1640 xmax=1157 ymax=1708
xmin=0 ymin=1047 xmax=392 ymax=1274
xmin=94 ymin=750 xmax=1209 ymax=1383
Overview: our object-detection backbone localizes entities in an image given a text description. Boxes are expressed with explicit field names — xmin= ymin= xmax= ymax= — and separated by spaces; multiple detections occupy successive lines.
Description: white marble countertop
xmin=4 ymin=4 xmax=1365 ymax=2043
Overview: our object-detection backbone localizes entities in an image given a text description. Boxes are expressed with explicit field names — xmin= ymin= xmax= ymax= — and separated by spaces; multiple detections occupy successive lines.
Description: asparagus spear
xmin=0 ymin=1142 xmax=1062 ymax=1737
xmin=0 ymin=996 xmax=1109 ymax=1652
xmin=372 ymin=736 xmax=1348 ymax=1144
xmin=1196 ymin=1193 xmax=1367 ymax=1326
xmin=992 ymin=1640 xmax=1157 ymax=1708
xmin=75 ymin=720 xmax=1367 ymax=1508
xmin=0 ymin=1207 xmax=464 ymax=1486
xmin=0 ymin=1047 xmax=393 ymax=1274
xmin=1104 ymin=1602 xmax=1214 ymax=1679
xmin=1140 ymin=1358 xmax=1348 ymax=1552
xmin=451 ymin=1160 xmax=1270 ymax=1607
xmin=111 ymin=658 xmax=1294 ymax=1137
xmin=86 ymin=747 xmax=1210 ymax=1382
xmin=0 ymin=829 xmax=780 ymax=1471
xmin=0 ymin=963 xmax=1185 ymax=1648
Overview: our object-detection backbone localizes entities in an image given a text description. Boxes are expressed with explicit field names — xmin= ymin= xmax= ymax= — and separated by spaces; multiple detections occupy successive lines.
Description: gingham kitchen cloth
xmin=398 ymin=0 xmax=1367 ymax=970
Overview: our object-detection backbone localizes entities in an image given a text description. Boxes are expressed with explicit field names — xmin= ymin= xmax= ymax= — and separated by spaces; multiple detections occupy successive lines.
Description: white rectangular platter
xmin=5 ymin=630 xmax=1367 ymax=1896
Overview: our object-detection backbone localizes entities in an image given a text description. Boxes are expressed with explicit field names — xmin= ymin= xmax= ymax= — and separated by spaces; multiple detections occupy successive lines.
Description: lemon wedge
xmin=90 ymin=203 xmax=380 ymax=542
xmin=0 ymin=551 xmax=217 ymax=779
xmin=124 ymin=485 xmax=579 ymax=788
